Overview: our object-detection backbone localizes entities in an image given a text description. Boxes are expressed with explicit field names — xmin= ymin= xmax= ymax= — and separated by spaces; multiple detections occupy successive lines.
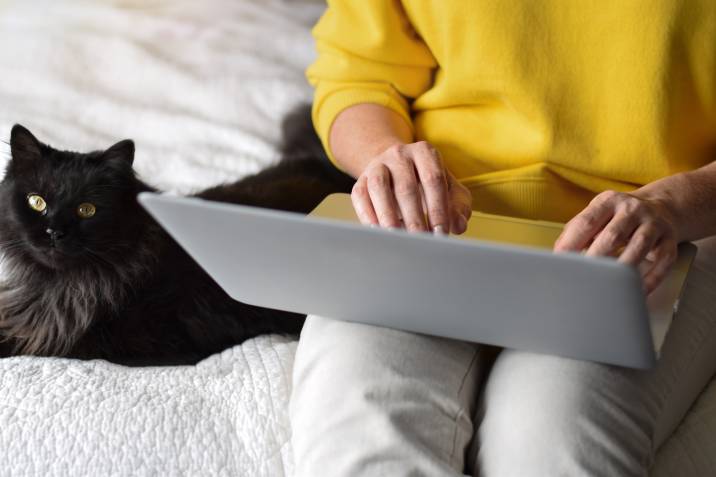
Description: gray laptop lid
xmin=139 ymin=192 xmax=667 ymax=369
xmin=308 ymin=194 xmax=697 ymax=357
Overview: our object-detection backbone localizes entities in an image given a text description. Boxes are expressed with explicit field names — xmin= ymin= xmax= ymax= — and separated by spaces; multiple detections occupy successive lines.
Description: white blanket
xmin=0 ymin=336 xmax=298 ymax=476
xmin=0 ymin=0 xmax=323 ymax=475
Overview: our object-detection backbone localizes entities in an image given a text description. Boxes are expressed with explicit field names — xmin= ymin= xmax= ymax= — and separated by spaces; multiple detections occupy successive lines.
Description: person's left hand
xmin=553 ymin=190 xmax=679 ymax=294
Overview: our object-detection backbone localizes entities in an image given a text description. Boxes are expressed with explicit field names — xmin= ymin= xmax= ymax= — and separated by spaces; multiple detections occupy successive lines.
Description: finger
xmin=412 ymin=142 xmax=449 ymax=233
xmin=451 ymin=212 xmax=468 ymax=235
xmin=447 ymin=175 xmax=473 ymax=235
xmin=617 ymin=223 xmax=660 ymax=266
xmin=387 ymin=151 xmax=428 ymax=232
xmin=554 ymin=192 xmax=617 ymax=251
xmin=350 ymin=176 xmax=378 ymax=226
xmin=366 ymin=164 xmax=401 ymax=228
xmin=642 ymin=238 xmax=678 ymax=294
xmin=585 ymin=211 xmax=641 ymax=257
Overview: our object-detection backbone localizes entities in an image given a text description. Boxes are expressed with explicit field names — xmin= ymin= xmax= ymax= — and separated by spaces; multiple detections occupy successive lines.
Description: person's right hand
xmin=350 ymin=141 xmax=473 ymax=235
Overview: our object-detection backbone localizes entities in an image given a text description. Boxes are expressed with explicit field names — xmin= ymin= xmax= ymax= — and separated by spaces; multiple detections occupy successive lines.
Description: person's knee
xmin=291 ymin=316 xmax=483 ymax=476
xmin=473 ymin=351 xmax=653 ymax=476
xmin=296 ymin=315 xmax=379 ymax=366
xmin=296 ymin=315 xmax=481 ymax=385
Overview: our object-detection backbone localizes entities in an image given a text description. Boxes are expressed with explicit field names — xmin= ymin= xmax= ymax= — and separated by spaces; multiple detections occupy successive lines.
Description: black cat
xmin=0 ymin=106 xmax=354 ymax=365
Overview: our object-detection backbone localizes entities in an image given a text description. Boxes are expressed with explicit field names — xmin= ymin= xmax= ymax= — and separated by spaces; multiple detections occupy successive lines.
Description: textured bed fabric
xmin=0 ymin=336 xmax=298 ymax=476
xmin=0 ymin=1 xmax=713 ymax=476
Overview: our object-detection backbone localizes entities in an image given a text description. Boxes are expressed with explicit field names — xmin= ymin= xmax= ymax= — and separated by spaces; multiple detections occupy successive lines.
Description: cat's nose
xmin=45 ymin=228 xmax=65 ymax=241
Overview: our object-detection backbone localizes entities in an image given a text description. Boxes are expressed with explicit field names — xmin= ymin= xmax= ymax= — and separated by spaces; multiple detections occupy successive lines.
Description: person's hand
xmin=553 ymin=190 xmax=679 ymax=294
xmin=350 ymin=141 xmax=473 ymax=235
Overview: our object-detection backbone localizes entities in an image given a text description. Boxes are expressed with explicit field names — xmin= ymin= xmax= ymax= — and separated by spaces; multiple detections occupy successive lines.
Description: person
xmin=289 ymin=1 xmax=716 ymax=475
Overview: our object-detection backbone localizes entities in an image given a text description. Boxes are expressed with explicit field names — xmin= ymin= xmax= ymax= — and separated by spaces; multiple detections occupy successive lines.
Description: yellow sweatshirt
xmin=307 ymin=1 xmax=716 ymax=222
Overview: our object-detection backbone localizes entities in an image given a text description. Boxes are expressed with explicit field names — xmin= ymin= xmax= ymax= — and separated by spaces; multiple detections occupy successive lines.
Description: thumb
xmin=447 ymin=175 xmax=472 ymax=234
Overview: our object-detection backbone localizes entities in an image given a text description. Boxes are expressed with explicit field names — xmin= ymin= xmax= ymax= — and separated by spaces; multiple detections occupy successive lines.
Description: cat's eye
xmin=27 ymin=194 xmax=47 ymax=213
xmin=77 ymin=203 xmax=96 ymax=219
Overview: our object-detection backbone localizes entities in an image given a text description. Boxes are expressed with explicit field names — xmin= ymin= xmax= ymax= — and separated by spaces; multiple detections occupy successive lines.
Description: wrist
xmin=632 ymin=169 xmax=716 ymax=243
xmin=328 ymin=103 xmax=413 ymax=178
xmin=632 ymin=173 xmax=688 ymax=241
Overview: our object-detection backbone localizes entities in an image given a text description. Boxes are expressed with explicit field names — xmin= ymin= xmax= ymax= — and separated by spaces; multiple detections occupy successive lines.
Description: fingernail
xmin=459 ymin=214 xmax=468 ymax=231
xmin=369 ymin=223 xmax=379 ymax=228
xmin=433 ymin=225 xmax=446 ymax=235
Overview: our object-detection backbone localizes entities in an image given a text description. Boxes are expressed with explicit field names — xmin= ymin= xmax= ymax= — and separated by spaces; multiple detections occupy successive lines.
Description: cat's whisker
xmin=0 ymin=246 xmax=25 ymax=256
xmin=0 ymin=241 xmax=24 ymax=250
xmin=2 ymin=244 xmax=22 ymax=250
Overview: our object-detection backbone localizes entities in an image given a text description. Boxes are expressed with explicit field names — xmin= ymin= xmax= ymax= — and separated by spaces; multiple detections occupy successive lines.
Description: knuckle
xmin=604 ymin=189 xmax=621 ymax=200
xmin=600 ymin=228 xmax=623 ymax=246
xmin=389 ymin=152 xmax=411 ymax=169
xmin=595 ymin=190 xmax=619 ymax=205
xmin=624 ymin=198 xmax=645 ymax=215
xmin=368 ymin=175 xmax=386 ymax=189
xmin=373 ymin=163 xmax=390 ymax=175
xmin=414 ymin=140 xmax=430 ymax=151
xmin=616 ymin=199 xmax=635 ymax=214
xmin=577 ymin=213 xmax=598 ymax=229
xmin=376 ymin=212 xmax=396 ymax=226
xmin=367 ymin=168 xmax=389 ymax=189
xmin=630 ymin=233 xmax=649 ymax=251
xmin=385 ymin=144 xmax=404 ymax=158
xmin=394 ymin=181 xmax=419 ymax=198
xmin=427 ymin=207 xmax=448 ymax=222
xmin=427 ymin=145 xmax=441 ymax=162
xmin=421 ymin=171 xmax=446 ymax=189
xmin=351 ymin=182 xmax=367 ymax=198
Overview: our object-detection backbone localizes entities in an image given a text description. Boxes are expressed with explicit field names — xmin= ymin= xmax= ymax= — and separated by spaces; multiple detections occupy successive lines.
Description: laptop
xmin=138 ymin=192 xmax=696 ymax=369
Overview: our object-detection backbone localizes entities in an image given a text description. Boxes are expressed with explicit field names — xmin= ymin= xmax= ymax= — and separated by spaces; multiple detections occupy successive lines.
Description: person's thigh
xmin=470 ymin=235 xmax=716 ymax=477
xmin=290 ymin=315 xmax=486 ymax=477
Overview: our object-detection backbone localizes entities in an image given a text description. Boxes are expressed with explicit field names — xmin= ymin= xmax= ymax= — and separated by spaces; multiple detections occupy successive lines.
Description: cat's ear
xmin=9 ymin=124 xmax=42 ymax=169
xmin=102 ymin=139 xmax=135 ymax=166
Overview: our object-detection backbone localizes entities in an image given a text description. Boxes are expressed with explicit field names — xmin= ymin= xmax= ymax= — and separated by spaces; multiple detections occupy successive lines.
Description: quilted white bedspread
xmin=0 ymin=0 xmax=322 ymax=475
xmin=1 ymin=1 xmax=715 ymax=476
xmin=0 ymin=336 xmax=298 ymax=476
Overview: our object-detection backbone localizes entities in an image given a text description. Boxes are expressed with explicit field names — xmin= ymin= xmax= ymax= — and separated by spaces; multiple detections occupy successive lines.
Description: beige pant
xmin=289 ymin=236 xmax=716 ymax=476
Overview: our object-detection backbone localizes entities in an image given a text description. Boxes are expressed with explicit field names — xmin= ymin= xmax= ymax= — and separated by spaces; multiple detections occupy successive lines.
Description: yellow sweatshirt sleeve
xmin=307 ymin=0 xmax=437 ymax=166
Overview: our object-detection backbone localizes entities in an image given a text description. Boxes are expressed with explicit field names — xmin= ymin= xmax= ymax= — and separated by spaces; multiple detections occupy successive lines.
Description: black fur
xmin=0 ymin=105 xmax=354 ymax=365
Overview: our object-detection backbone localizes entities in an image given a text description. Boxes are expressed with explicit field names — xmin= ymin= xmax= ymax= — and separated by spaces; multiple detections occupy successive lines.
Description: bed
xmin=0 ymin=1 xmax=714 ymax=475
